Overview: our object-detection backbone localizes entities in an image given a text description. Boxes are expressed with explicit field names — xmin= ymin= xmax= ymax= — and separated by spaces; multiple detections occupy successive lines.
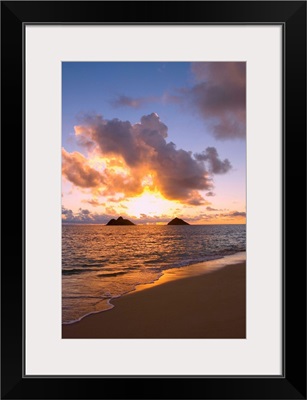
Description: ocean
xmin=62 ymin=224 xmax=246 ymax=323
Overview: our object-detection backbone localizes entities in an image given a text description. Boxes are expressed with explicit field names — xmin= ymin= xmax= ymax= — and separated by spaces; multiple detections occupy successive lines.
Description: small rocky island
xmin=106 ymin=216 xmax=135 ymax=226
xmin=167 ymin=217 xmax=190 ymax=226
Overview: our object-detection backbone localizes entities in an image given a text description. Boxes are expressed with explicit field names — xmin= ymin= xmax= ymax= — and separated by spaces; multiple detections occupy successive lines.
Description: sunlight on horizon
xmin=123 ymin=188 xmax=179 ymax=219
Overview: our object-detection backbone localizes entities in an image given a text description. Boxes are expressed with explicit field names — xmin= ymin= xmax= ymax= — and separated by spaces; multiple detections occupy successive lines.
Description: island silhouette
xmin=106 ymin=216 xmax=190 ymax=226
xmin=106 ymin=216 xmax=135 ymax=226
xmin=167 ymin=217 xmax=190 ymax=225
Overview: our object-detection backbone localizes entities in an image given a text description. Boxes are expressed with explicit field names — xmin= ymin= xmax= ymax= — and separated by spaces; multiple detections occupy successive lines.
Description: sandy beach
xmin=62 ymin=261 xmax=246 ymax=339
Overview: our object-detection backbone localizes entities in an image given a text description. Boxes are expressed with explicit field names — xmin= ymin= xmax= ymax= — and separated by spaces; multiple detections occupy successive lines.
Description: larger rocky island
xmin=167 ymin=217 xmax=190 ymax=225
xmin=106 ymin=216 xmax=135 ymax=226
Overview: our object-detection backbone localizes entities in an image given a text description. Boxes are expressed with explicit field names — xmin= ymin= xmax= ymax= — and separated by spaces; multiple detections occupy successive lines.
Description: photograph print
xmin=62 ymin=62 xmax=246 ymax=338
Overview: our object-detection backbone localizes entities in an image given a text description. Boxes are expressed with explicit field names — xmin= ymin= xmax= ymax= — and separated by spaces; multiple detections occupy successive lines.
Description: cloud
xmin=62 ymin=206 xmax=74 ymax=220
xmin=230 ymin=211 xmax=246 ymax=217
xmin=110 ymin=63 xmax=245 ymax=140
xmin=69 ymin=113 xmax=231 ymax=204
xmin=205 ymin=191 xmax=215 ymax=197
xmin=64 ymin=113 xmax=232 ymax=205
xmin=221 ymin=211 xmax=246 ymax=218
xmin=62 ymin=149 xmax=104 ymax=188
xmin=62 ymin=207 xmax=172 ymax=225
xmin=62 ymin=206 xmax=245 ymax=225
xmin=185 ymin=62 xmax=246 ymax=140
xmin=111 ymin=95 xmax=157 ymax=109
xmin=206 ymin=206 xmax=221 ymax=212
xmin=62 ymin=207 xmax=215 ymax=225
xmin=83 ymin=199 xmax=105 ymax=207
xmin=150 ymin=63 xmax=246 ymax=140
xmin=62 ymin=206 xmax=113 ymax=224
xmin=194 ymin=147 xmax=231 ymax=174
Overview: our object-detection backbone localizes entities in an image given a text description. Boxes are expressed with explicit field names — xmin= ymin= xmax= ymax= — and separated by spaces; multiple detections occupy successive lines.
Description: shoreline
xmin=62 ymin=256 xmax=246 ymax=338
xmin=63 ymin=252 xmax=246 ymax=325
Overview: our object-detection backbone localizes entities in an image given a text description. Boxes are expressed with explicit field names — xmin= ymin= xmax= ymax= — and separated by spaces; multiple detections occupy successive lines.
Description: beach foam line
xmin=63 ymin=251 xmax=246 ymax=324
xmin=62 ymin=301 xmax=115 ymax=325
xmin=62 ymin=273 xmax=163 ymax=324
xmin=62 ymin=260 xmax=246 ymax=338
xmin=131 ymin=251 xmax=246 ymax=294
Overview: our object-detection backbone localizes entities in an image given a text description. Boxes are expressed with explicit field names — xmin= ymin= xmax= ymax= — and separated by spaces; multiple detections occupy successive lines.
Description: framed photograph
xmin=1 ymin=1 xmax=306 ymax=399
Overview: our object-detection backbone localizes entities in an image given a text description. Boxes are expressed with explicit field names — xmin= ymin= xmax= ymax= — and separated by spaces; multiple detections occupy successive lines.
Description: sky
xmin=62 ymin=62 xmax=246 ymax=225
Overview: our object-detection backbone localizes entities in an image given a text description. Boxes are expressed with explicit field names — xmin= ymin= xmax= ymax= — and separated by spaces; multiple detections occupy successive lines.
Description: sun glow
xmin=124 ymin=189 xmax=179 ymax=219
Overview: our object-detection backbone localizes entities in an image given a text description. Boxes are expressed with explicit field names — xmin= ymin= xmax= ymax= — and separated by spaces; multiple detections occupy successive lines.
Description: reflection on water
xmin=62 ymin=224 xmax=246 ymax=322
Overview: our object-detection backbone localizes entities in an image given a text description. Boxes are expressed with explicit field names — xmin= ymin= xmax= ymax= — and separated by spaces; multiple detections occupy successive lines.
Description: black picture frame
xmin=1 ymin=1 xmax=306 ymax=399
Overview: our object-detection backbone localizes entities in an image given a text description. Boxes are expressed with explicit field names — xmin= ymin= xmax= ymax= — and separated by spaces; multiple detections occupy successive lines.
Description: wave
xmin=81 ymin=262 xmax=108 ymax=267
xmin=62 ymin=302 xmax=115 ymax=325
xmin=97 ymin=271 xmax=128 ymax=278
xmin=62 ymin=224 xmax=246 ymax=323
xmin=62 ymin=249 xmax=246 ymax=276
xmin=62 ymin=251 xmax=246 ymax=323
xmin=63 ymin=269 xmax=85 ymax=275
xmin=62 ymin=267 xmax=103 ymax=275
xmin=62 ymin=295 xmax=111 ymax=299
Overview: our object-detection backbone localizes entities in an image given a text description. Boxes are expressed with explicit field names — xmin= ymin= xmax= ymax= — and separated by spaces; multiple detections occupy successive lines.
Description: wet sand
xmin=62 ymin=261 xmax=246 ymax=339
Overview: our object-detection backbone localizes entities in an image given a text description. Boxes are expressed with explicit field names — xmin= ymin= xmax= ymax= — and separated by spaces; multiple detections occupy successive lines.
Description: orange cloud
xmin=63 ymin=113 xmax=233 ymax=205
xmin=62 ymin=149 xmax=104 ymax=188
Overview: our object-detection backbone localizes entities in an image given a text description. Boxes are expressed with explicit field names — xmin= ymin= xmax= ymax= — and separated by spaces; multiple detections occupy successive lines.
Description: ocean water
xmin=62 ymin=224 xmax=246 ymax=323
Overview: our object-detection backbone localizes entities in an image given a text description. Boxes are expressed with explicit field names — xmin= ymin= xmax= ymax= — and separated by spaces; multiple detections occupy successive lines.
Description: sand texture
xmin=62 ymin=262 xmax=246 ymax=339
